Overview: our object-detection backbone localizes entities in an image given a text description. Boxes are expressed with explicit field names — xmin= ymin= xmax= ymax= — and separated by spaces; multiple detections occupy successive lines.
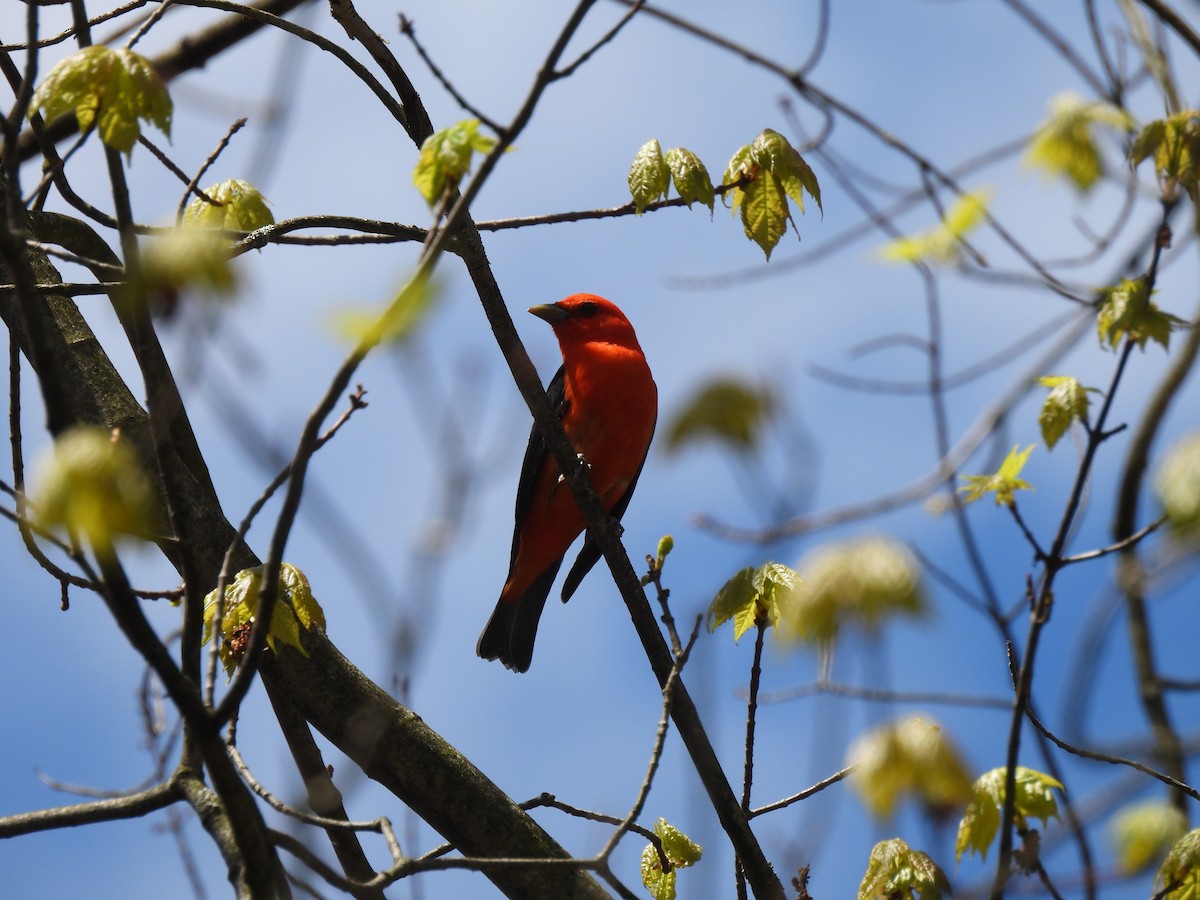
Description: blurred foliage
xmin=847 ymin=716 xmax=973 ymax=820
xmin=32 ymin=426 xmax=155 ymax=557
xmin=1037 ymin=376 xmax=1096 ymax=450
xmin=879 ymin=188 xmax=991 ymax=265
xmin=1156 ymin=431 xmax=1200 ymax=538
xmin=784 ymin=535 xmax=925 ymax=645
xmin=1025 ymin=91 xmax=1132 ymax=192
xmin=1110 ymin=800 xmax=1189 ymax=875
xmin=665 ymin=377 xmax=776 ymax=455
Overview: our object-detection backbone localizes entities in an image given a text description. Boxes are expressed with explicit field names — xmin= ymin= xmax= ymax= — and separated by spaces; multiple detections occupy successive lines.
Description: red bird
xmin=477 ymin=294 xmax=658 ymax=672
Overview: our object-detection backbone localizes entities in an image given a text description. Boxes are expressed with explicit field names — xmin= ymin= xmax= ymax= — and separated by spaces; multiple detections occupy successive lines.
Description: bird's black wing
xmin=504 ymin=365 xmax=569 ymax=580
xmin=560 ymin=422 xmax=656 ymax=603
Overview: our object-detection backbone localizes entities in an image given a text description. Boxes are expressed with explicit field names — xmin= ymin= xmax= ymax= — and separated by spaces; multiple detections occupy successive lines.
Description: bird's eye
xmin=577 ymin=301 xmax=599 ymax=317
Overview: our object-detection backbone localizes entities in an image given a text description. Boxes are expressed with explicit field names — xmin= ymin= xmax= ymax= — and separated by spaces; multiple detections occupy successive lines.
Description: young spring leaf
xmin=1110 ymin=800 xmax=1189 ymax=874
xmin=1025 ymin=92 xmax=1132 ymax=193
xmin=628 ymin=139 xmax=671 ymax=214
xmin=664 ymin=147 xmax=715 ymax=210
xmin=785 ymin=536 xmax=925 ymax=645
xmin=412 ymin=119 xmax=497 ymax=207
xmin=955 ymin=767 xmax=1063 ymax=863
xmin=29 ymin=45 xmax=171 ymax=155
xmin=959 ymin=444 xmax=1035 ymax=507
xmin=32 ymin=426 xmax=156 ymax=557
xmin=202 ymin=563 xmax=326 ymax=677
xmin=1037 ymin=376 xmax=1096 ymax=450
xmin=857 ymin=838 xmax=951 ymax=900
xmin=1097 ymin=278 xmax=1186 ymax=351
xmin=640 ymin=818 xmax=702 ymax=900
xmin=847 ymin=716 xmax=973 ymax=820
xmin=665 ymin=377 xmax=776 ymax=455
xmin=707 ymin=562 xmax=798 ymax=642
xmin=1130 ymin=110 xmax=1200 ymax=201
xmin=184 ymin=179 xmax=274 ymax=232
xmin=879 ymin=188 xmax=992 ymax=265
xmin=723 ymin=129 xmax=821 ymax=259
xmin=1155 ymin=432 xmax=1200 ymax=538
xmin=1155 ymin=828 xmax=1200 ymax=899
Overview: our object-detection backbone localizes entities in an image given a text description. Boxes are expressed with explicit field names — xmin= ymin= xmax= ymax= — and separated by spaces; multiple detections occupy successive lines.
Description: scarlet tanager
xmin=477 ymin=295 xmax=658 ymax=672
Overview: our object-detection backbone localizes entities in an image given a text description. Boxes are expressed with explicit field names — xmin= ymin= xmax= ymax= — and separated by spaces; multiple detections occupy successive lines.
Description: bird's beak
xmin=528 ymin=303 xmax=569 ymax=323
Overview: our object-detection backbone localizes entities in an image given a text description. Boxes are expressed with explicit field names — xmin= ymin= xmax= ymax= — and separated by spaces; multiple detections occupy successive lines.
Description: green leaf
xmin=1130 ymin=110 xmax=1200 ymax=200
xmin=1097 ymin=277 xmax=1186 ymax=351
xmin=707 ymin=562 xmax=798 ymax=642
xmin=959 ymin=444 xmax=1035 ymax=507
xmin=412 ymin=119 xmax=497 ymax=207
xmin=1111 ymin=800 xmax=1189 ymax=875
xmin=858 ymin=838 xmax=951 ymax=900
xmin=30 ymin=45 xmax=171 ymax=155
xmin=664 ymin=147 xmax=715 ymax=210
xmin=723 ymin=129 xmax=820 ymax=259
xmin=1025 ymin=92 xmax=1132 ymax=193
xmin=628 ymin=139 xmax=671 ymax=214
xmin=640 ymin=818 xmax=701 ymax=900
xmin=1037 ymin=376 xmax=1096 ymax=450
xmin=848 ymin=717 xmax=973 ymax=820
xmin=31 ymin=426 xmax=156 ymax=557
xmin=1156 ymin=432 xmax=1200 ymax=538
xmin=202 ymin=563 xmax=326 ymax=678
xmin=879 ymin=188 xmax=992 ymax=265
xmin=785 ymin=536 xmax=925 ymax=645
xmin=1156 ymin=828 xmax=1200 ymax=899
xmin=184 ymin=179 xmax=274 ymax=232
xmin=955 ymin=767 xmax=1063 ymax=863
xmin=665 ymin=377 xmax=776 ymax=454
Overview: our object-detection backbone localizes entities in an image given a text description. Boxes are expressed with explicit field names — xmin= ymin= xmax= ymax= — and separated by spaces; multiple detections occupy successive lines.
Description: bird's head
xmin=528 ymin=294 xmax=641 ymax=350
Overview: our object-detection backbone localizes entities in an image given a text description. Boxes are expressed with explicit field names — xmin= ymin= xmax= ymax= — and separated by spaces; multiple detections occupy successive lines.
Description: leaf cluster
xmin=412 ymin=119 xmax=498 ymax=207
xmin=30 ymin=45 xmax=171 ymax=155
xmin=1130 ymin=110 xmax=1200 ymax=202
xmin=1036 ymin=376 xmax=1096 ymax=450
xmin=639 ymin=818 xmax=702 ymax=900
xmin=959 ymin=444 xmax=1035 ymax=507
xmin=955 ymin=767 xmax=1062 ymax=863
xmin=707 ymin=561 xmax=798 ymax=642
xmin=627 ymin=139 xmax=715 ymax=214
xmin=1096 ymin=277 xmax=1186 ymax=352
xmin=857 ymin=838 xmax=950 ymax=900
xmin=202 ymin=563 xmax=326 ymax=677
xmin=184 ymin=179 xmax=275 ymax=232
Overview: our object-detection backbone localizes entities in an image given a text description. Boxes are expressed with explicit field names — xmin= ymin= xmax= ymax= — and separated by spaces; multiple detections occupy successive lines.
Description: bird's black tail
xmin=476 ymin=565 xmax=561 ymax=672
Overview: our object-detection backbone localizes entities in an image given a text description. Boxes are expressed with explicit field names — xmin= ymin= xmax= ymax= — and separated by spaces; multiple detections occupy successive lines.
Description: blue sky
xmin=2 ymin=1 xmax=1199 ymax=897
